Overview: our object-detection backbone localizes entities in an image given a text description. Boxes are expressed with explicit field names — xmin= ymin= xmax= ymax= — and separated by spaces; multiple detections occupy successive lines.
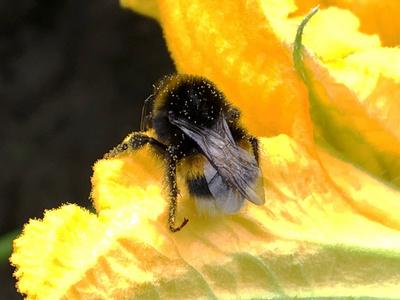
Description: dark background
xmin=0 ymin=0 xmax=175 ymax=298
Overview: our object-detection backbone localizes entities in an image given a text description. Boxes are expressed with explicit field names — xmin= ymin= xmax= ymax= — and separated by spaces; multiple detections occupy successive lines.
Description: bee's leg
xmin=166 ymin=145 xmax=189 ymax=232
xmin=104 ymin=133 xmax=167 ymax=158
xmin=249 ymin=136 xmax=260 ymax=164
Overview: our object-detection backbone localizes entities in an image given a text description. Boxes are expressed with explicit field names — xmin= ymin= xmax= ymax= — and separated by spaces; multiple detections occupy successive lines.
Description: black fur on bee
xmin=104 ymin=74 xmax=265 ymax=232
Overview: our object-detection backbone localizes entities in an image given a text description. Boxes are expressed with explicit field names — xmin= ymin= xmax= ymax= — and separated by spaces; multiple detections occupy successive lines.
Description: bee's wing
xmin=203 ymin=160 xmax=245 ymax=214
xmin=140 ymin=93 xmax=156 ymax=131
xmin=170 ymin=115 xmax=265 ymax=211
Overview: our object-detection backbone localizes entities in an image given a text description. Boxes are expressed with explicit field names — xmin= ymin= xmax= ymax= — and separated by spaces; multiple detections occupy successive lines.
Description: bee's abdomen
xmin=186 ymin=176 xmax=212 ymax=197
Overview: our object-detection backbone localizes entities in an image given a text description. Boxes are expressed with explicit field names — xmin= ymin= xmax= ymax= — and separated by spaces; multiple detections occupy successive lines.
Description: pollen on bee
xmin=104 ymin=73 xmax=264 ymax=232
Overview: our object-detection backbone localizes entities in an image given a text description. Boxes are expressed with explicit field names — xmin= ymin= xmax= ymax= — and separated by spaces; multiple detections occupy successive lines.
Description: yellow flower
xmin=11 ymin=0 xmax=400 ymax=299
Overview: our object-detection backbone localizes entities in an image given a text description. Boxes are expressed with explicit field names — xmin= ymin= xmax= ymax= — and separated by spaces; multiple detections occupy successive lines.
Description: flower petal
xmin=264 ymin=2 xmax=380 ymax=60
xmin=120 ymin=0 xmax=160 ymax=20
xmin=156 ymin=0 xmax=313 ymax=146
xmin=294 ymin=0 xmax=400 ymax=46
xmin=11 ymin=1 xmax=400 ymax=298
xmin=318 ymin=146 xmax=400 ymax=232
xmin=297 ymin=48 xmax=400 ymax=187
xmin=285 ymin=3 xmax=400 ymax=186
xmin=11 ymin=205 xmax=107 ymax=299
xmin=11 ymin=137 xmax=400 ymax=299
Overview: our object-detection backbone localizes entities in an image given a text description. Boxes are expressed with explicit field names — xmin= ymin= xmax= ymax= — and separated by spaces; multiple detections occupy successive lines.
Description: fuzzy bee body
xmin=105 ymin=74 xmax=265 ymax=232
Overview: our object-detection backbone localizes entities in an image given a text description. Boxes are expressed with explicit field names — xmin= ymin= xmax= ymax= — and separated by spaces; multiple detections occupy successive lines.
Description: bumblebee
xmin=104 ymin=74 xmax=265 ymax=232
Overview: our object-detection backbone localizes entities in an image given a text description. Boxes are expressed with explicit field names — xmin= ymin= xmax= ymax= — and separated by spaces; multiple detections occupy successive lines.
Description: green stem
xmin=293 ymin=5 xmax=319 ymax=83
